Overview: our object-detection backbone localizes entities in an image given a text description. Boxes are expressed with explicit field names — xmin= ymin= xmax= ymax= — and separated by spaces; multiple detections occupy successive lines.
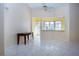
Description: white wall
xmin=41 ymin=6 xmax=69 ymax=44
xmin=69 ymin=4 xmax=79 ymax=43
xmin=32 ymin=5 xmax=70 ymax=44
xmin=4 ymin=3 xmax=31 ymax=48
xmin=0 ymin=3 xmax=4 ymax=55
xmin=32 ymin=8 xmax=55 ymax=17
xmin=64 ymin=4 xmax=70 ymax=42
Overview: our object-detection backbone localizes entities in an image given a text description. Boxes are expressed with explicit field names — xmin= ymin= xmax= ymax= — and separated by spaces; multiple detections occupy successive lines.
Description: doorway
xmin=32 ymin=18 xmax=41 ymax=46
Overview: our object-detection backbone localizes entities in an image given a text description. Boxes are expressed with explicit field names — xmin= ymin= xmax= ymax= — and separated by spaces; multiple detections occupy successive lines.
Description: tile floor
xmin=5 ymin=39 xmax=79 ymax=56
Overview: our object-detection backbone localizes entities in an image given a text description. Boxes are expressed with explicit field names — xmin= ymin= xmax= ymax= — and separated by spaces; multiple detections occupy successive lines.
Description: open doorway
xmin=32 ymin=18 xmax=41 ymax=47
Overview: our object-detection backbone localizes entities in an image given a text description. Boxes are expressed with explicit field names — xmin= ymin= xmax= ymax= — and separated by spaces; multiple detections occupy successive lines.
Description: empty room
xmin=0 ymin=3 xmax=79 ymax=56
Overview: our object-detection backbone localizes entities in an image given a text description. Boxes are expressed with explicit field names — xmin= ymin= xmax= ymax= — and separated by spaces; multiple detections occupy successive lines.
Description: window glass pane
xmin=50 ymin=22 xmax=54 ymax=30
xmin=41 ymin=22 xmax=45 ymax=30
xmin=55 ymin=21 xmax=62 ymax=30
xmin=45 ymin=22 xmax=50 ymax=30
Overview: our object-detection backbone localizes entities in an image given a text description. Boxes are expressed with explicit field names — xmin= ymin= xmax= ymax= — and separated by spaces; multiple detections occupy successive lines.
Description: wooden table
xmin=17 ymin=32 xmax=33 ymax=45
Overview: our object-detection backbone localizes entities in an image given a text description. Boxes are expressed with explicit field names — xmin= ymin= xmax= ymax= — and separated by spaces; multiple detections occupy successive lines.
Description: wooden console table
xmin=17 ymin=32 xmax=33 ymax=45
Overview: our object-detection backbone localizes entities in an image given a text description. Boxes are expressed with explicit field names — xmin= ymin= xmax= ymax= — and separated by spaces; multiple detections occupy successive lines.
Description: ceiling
xmin=28 ymin=3 xmax=65 ymax=8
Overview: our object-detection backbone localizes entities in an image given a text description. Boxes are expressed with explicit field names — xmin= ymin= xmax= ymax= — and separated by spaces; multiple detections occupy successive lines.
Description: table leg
xmin=17 ymin=35 xmax=19 ymax=45
xmin=27 ymin=35 xmax=29 ymax=40
xmin=24 ymin=36 xmax=26 ymax=45
xmin=32 ymin=32 xmax=34 ymax=39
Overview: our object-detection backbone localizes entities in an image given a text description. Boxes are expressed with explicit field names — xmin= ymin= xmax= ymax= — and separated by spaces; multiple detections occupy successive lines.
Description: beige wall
xmin=69 ymin=4 xmax=79 ymax=43
xmin=32 ymin=4 xmax=70 ymax=44
xmin=41 ymin=31 xmax=68 ymax=44
xmin=4 ymin=4 xmax=31 ymax=48
xmin=32 ymin=8 xmax=55 ymax=17
xmin=0 ymin=3 xmax=4 ymax=56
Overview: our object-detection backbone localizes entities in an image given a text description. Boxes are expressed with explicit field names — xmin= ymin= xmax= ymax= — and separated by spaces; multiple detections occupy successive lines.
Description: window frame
xmin=41 ymin=21 xmax=64 ymax=31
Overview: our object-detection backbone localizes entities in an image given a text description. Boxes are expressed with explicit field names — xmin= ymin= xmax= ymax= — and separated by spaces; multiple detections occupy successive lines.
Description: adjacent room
xmin=0 ymin=3 xmax=79 ymax=56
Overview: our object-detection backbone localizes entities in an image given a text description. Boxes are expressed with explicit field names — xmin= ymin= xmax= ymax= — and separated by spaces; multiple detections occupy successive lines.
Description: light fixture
xmin=42 ymin=3 xmax=48 ymax=11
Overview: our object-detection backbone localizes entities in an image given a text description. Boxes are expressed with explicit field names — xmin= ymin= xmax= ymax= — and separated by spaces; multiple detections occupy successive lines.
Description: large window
xmin=42 ymin=21 xmax=63 ymax=31
xmin=32 ymin=17 xmax=65 ymax=31
xmin=42 ymin=22 xmax=54 ymax=30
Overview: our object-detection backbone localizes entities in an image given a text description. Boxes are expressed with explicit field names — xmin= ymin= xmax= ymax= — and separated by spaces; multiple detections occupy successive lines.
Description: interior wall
xmin=4 ymin=3 xmax=31 ymax=48
xmin=0 ymin=3 xmax=4 ymax=56
xmin=32 ymin=8 xmax=55 ymax=17
xmin=32 ymin=5 xmax=70 ymax=44
xmin=69 ymin=4 xmax=79 ymax=43
xmin=41 ymin=6 xmax=68 ymax=44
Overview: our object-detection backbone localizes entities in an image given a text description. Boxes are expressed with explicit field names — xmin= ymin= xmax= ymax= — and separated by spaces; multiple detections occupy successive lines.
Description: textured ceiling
xmin=28 ymin=3 xmax=65 ymax=8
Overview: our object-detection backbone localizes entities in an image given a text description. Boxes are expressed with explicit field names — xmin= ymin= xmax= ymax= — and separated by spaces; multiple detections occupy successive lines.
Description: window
xmin=50 ymin=22 xmax=54 ymax=30
xmin=45 ymin=22 xmax=50 ymax=30
xmin=32 ymin=17 xmax=64 ymax=31
xmin=55 ymin=21 xmax=62 ymax=30
xmin=41 ymin=21 xmax=62 ymax=31
xmin=41 ymin=22 xmax=46 ymax=30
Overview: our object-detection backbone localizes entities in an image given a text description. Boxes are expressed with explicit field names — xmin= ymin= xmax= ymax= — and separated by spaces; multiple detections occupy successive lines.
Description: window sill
xmin=41 ymin=30 xmax=65 ymax=32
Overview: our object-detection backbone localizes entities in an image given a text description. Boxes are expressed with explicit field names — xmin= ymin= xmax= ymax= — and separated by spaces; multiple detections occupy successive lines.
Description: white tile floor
xmin=5 ymin=39 xmax=79 ymax=56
